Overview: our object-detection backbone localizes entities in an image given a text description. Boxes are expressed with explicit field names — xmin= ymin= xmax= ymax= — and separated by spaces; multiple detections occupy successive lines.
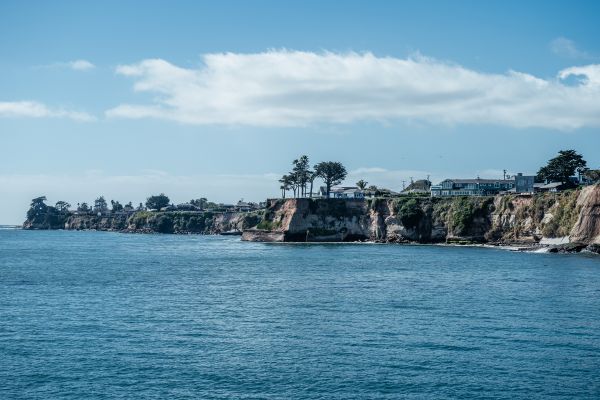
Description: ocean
xmin=1 ymin=229 xmax=599 ymax=399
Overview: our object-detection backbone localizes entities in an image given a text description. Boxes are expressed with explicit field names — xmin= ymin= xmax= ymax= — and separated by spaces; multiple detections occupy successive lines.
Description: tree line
xmin=279 ymin=156 xmax=348 ymax=198
xmin=26 ymin=193 xmax=227 ymax=219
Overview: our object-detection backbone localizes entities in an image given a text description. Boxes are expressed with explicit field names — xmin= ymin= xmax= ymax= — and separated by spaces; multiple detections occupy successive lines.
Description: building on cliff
xmin=514 ymin=173 xmax=535 ymax=193
xmin=431 ymin=178 xmax=516 ymax=197
xmin=321 ymin=186 xmax=365 ymax=199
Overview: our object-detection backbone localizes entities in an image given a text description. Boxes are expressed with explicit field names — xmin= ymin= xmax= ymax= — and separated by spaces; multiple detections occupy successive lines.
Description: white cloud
xmin=559 ymin=65 xmax=600 ymax=86
xmin=69 ymin=59 xmax=95 ymax=71
xmin=549 ymin=37 xmax=590 ymax=59
xmin=34 ymin=59 xmax=96 ymax=71
xmin=0 ymin=101 xmax=95 ymax=121
xmin=107 ymin=50 xmax=600 ymax=130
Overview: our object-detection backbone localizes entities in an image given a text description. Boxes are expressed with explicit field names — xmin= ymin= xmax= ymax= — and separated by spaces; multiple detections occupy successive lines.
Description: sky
xmin=1 ymin=0 xmax=600 ymax=224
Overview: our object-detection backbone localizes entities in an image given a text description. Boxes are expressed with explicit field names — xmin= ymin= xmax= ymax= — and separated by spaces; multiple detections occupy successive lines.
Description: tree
xmin=27 ymin=196 xmax=48 ymax=220
xmin=124 ymin=202 xmax=134 ymax=211
xmin=111 ymin=200 xmax=124 ymax=212
xmin=146 ymin=193 xmax=170 ymax=210
xmin=314 ymin=161 xmax=347 ymax=198
xmin=292 ymin=155 xmax=311 ymax=197
xmin=190 ymin=198 xmax=208 ymax=209
xmin=279 ymin=175 xmax=292 ymax=198
xmin=281 ymin=173 xmax=300 ymax=198
xmin=356 ymin=180 xmax=368 ymax=190
xmin=137 ymin=202 xmax=145 ymax=211
xmin=78 ymin=202 xmax=90 ymax=212
xmin=94 ymin=196 xmax=108 ymax=212
xmin=583 ymin=169 xmax=600 ymax=183
xmin=55 ymin=201 xmax=71 ymax=213
xmin=308 ymin=171 xmax=318 ymax=198
xmin=536 ymin=150 xmax=587 ymax=185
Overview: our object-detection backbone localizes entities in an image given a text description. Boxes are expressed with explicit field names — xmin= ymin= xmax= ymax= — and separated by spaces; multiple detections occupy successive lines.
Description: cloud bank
xmin=107 ymin=50 xmax=600 ymax=130
xmin=0 ymin=101 xmax=95 ymax=121
xmin=549 ymin=37 xmax=591 ymax=59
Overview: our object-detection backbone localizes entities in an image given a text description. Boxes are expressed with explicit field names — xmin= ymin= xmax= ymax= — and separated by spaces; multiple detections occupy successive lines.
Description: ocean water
xmin=1 ymin=230 xmax=599 ymax=399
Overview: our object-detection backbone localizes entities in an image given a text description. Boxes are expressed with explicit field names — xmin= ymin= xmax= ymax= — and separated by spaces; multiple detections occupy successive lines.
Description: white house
xmin=321 ymin=186 xmax=365 ymax=199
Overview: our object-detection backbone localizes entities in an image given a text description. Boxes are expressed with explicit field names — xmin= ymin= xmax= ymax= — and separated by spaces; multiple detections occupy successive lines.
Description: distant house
xmin=219 ymin=203 xmax=236 ymax=212
xmin=536 ymin=182 xmax=568 ymax=193
xmin=514 ymin=173 xmax=535 ymax=193
xmin=322 ymin=186 xmax=365 ymax=199
xmin=176 ymin=203 xmax=201 ymax=211
xmin=401 ymin=179 xmax=431 ymax=195
xmin=235 ymin=200 xmax=259 ymax=212
xmin=431 ymin=178 xmax=515 ymax=197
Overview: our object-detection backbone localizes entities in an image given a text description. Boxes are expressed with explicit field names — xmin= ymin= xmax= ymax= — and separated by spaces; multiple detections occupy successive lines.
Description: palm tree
xmin=356 ymin=179 xmax=368 ymax=190
xmin=308 ymin=171 xmax=318 ymax=198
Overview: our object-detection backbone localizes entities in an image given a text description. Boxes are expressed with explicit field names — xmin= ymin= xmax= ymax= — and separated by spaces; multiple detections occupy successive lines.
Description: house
xmin=176 ymin=203 xmax=201 ymax=211
xmin=536 ymin=182 xmax=567 ymax=193
xmin=401 ymin=179 xmax=431 ymax=195
xmin=431 ymin=178 xmax=515 ymax=197
xmin=322 ymin=186 xmax=365 ymax=199
xmin=235 ymin=200 xmax=260 ymax=212
xmin=219 ymin=203 xmax=236 ymax=212
xmin=514 ymin=173 xmax=535 ymax=193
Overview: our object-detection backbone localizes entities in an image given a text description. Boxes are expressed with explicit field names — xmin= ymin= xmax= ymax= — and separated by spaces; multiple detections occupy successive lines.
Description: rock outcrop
xmin=242 ymin=186 xmax=600 ymax=253
xmin=570 ymin=185 xmax=600 ymax=246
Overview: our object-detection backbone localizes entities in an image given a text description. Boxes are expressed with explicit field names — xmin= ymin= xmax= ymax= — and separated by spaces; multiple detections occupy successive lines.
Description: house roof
xmin=540 ymin=182 xmax=564 ymax=189
xmin=330 ymin=186 xmax=362 ymax=193
xmin=440 ymin=178 xmax=514 ymax=184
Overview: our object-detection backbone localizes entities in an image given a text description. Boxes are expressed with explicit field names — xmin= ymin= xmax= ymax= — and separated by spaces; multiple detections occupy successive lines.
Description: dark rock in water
xmin=548 ymin=243 xmax=587 ymax=253
xmin=585 ymin=243 xmax=600 ymax=254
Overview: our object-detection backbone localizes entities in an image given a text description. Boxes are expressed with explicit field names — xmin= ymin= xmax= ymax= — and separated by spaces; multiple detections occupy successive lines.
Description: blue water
xmin=1 ymin=230 xmax=599 ymax=399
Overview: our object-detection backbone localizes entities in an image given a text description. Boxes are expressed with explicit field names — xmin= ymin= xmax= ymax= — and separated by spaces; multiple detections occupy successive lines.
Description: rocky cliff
xmin=23 ymin=210 xmax=262 ymax=235
xmin=242 ymin=186 xmax=600 ymax=253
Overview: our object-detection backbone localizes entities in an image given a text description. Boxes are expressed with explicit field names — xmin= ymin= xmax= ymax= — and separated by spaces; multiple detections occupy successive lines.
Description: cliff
xmin=242 ymin=186 xmax=600 ymax=253
xmin=23 ymin=210 xmax=262 ymax=235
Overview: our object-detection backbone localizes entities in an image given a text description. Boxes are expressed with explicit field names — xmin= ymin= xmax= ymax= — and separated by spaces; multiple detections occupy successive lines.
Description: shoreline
xmin=13 ymin=227 xmax=600 ymax=256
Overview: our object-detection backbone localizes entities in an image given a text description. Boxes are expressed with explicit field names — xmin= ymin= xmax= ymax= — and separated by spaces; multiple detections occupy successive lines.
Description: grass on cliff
xmin=540 ymin=190 xmax=581 ymax=237
xmin=392 ymin=198 xmax=425 ymax=229
xmin=445 ymin=197 xmax=493 ymax=236
xmin=256 ymin=219 xmax=281 ymax=231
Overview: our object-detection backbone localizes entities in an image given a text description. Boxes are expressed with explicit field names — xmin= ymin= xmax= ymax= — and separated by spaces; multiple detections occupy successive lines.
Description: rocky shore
xmin=23 ymin=209 xmax=262 ymax=235
xmin=21 ymin=185 xmax=600 ymax=254
xmin=241 ymin=185 xmax=600 ymax=254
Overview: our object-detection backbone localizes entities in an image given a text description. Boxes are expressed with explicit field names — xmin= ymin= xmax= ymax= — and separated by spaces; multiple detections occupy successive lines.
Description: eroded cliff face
xmin=242 ymin=186 xmax=600 ymax=252
xmin=570 ymin=185 xmax=600 ymax=246
xmin=23 ymin=210 xmax=261 ymax=235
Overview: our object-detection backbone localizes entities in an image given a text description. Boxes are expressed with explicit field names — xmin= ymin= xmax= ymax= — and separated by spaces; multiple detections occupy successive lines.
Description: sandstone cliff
xmin=242 ymin=186 xmax=600 ymax=253
xmin=23 ymin=210 xmax=261 ymax=235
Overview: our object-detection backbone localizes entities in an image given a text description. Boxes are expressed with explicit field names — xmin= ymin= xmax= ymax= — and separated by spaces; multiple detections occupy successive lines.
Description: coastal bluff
xmin=23 ymin=210 xmax=261 ymax=235
xmin=242 ymin=185 xmax=600 ymax=252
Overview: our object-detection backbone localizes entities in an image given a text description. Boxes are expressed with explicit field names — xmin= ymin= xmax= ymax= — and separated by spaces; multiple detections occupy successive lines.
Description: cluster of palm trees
xmin=279 ymin=155 xmax=348 ymax=198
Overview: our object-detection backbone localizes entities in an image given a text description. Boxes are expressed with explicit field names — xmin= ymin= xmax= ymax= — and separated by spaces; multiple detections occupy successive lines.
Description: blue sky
xmin=1 ymin=0 xmax=600 ymax=224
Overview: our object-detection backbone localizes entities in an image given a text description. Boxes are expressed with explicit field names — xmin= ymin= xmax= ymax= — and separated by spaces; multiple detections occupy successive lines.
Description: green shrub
xmin=396 ymin=198 xmax=424 ymax=229
xmin=155 ymin=215 xmax=174 ymax=233
xmin=449 ymin=197 xmax=492 ymax=235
